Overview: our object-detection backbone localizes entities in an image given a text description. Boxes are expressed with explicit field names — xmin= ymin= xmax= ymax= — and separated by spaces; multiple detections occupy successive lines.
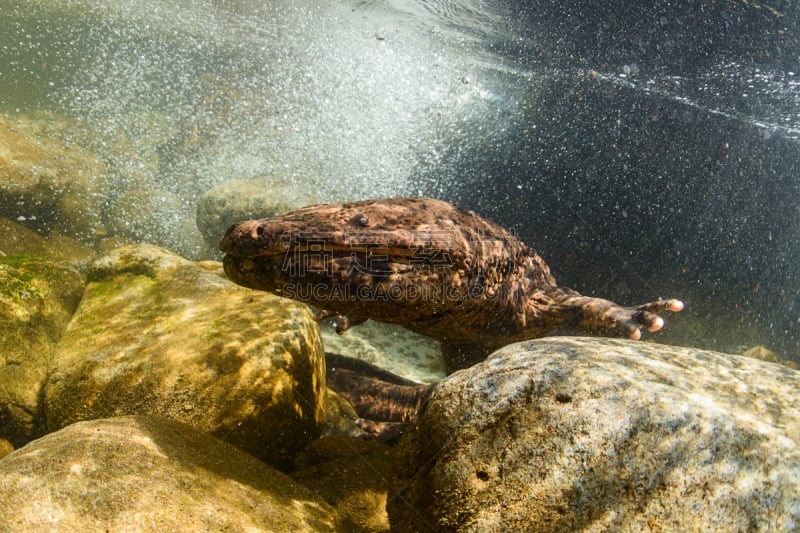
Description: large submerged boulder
xmin=389 ymin=337 xmax=800 ymax=532
xmin=0 ymin=416 xmax=351 ymax=531
xmin=44 ymin=244 xmax=325 ymax=469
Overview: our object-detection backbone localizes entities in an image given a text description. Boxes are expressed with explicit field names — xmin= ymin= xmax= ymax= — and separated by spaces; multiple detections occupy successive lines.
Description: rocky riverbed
xmin=1 ymin=108 xmax=798 ymax=530
xmin=0 ymin=222 xmax=797 ymax=531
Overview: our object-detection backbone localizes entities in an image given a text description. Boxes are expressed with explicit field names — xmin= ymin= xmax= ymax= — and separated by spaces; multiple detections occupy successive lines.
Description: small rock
xmin=0 ymin=218 xmax=46 ymax=256
xmin=740 ymin=345 xmax=798 ymax=369
xmin=322 ymin=388 xmax=364 ymax=439
xmin=196 ymin=178 xmax=317 ymax=252
xmin=741 ymin=344 xmax=779 ymax=362
xmin=0 ymin=439 xmax=12 ymax=461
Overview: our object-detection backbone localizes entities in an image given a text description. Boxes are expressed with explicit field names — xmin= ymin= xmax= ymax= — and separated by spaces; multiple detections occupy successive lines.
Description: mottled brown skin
xmin=220 ymin=197 xmax=683 ymax=374
xmin=326 ymin=352 xmax=432 ymax=443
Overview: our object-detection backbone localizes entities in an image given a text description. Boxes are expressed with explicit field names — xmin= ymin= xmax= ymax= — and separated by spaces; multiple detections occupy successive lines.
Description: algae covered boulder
xmin=0 ymin=416 xmax=351 ymax=531
xmin=0 ymin=250 xmax=85 ymax=447
xmin=44 ymin=244 xmax=325 ymax=469
xmin=389 ymin=337 xmax=800 ymax=532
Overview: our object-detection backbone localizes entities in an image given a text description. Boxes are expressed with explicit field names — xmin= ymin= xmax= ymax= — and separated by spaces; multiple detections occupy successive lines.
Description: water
xmin=0 ymin=0 xmax=798 ymax=359
xmin=1 ymin=0 xmax=514 ymax=200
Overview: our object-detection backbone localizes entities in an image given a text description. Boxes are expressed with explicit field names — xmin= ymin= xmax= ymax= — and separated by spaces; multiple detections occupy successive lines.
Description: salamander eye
xmin=352 ymin=213 xmax=369 ymax=227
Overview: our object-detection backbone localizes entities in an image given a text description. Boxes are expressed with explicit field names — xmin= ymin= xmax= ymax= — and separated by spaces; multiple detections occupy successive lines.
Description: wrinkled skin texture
xmin=325 ymin=352 xmax=432 ymax=444
xmin=220 ymin=197 xmax=683 ymax=374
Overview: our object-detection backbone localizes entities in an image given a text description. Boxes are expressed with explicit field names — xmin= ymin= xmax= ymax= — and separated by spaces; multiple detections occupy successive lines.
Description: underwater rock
xmin=321 ymin=388 xmax=363 ymax=439
xmin=196 ymin=178 xmax=317 ymax=252
xmin=43 ymin=244 xmax=325 ymax=470
xmin=291 ymin=435 xmax=396 ymax=533
xmin=742 ymin=344 xmax=781 ymax=363
xmin=740 ymin=344 xmax=797 ymax=369
xmin=107 ymin=187 xmax=209 ymax=260
xmin=0 ymin=253 xmax=85 ymax=447
xmin=0 ymin=439 xmax=11 ymax=461
xmin=0 ymin=416 xmax=351 ymax=531
xmin=0 ymin=115 xmax=108 ymax=241
xmin=0 ymin=217 xmax=97 ymax=262
xmin=389 ymin=337 xmax=800 ymax=532
xmin=0 ymin=218 xmax=47 ymax=256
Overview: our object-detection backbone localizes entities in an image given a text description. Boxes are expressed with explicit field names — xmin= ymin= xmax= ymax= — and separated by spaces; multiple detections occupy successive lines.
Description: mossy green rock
xmin=44 ymin=244 xmax=325 ymax=469
xmin=0 ymin=252 xmax=85 ymax=447
xmin=0 ymin=416 xmax=350 ymax=531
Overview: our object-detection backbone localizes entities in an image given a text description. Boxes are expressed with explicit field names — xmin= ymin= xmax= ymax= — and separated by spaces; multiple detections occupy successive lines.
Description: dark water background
xmin=0 ymin=0 xmax=798 ymax=360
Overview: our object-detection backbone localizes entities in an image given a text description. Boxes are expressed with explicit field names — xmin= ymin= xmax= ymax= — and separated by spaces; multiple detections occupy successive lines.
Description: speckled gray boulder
xmin=0 ymin=416 xmax=351 ymax=531
xmin=389 ymin=337 xmax=800 ymax=532
xmin=44 ymin=244 xmax=325 ymax=469
xmin=196 ymin=178 xmax=316 ymax=251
